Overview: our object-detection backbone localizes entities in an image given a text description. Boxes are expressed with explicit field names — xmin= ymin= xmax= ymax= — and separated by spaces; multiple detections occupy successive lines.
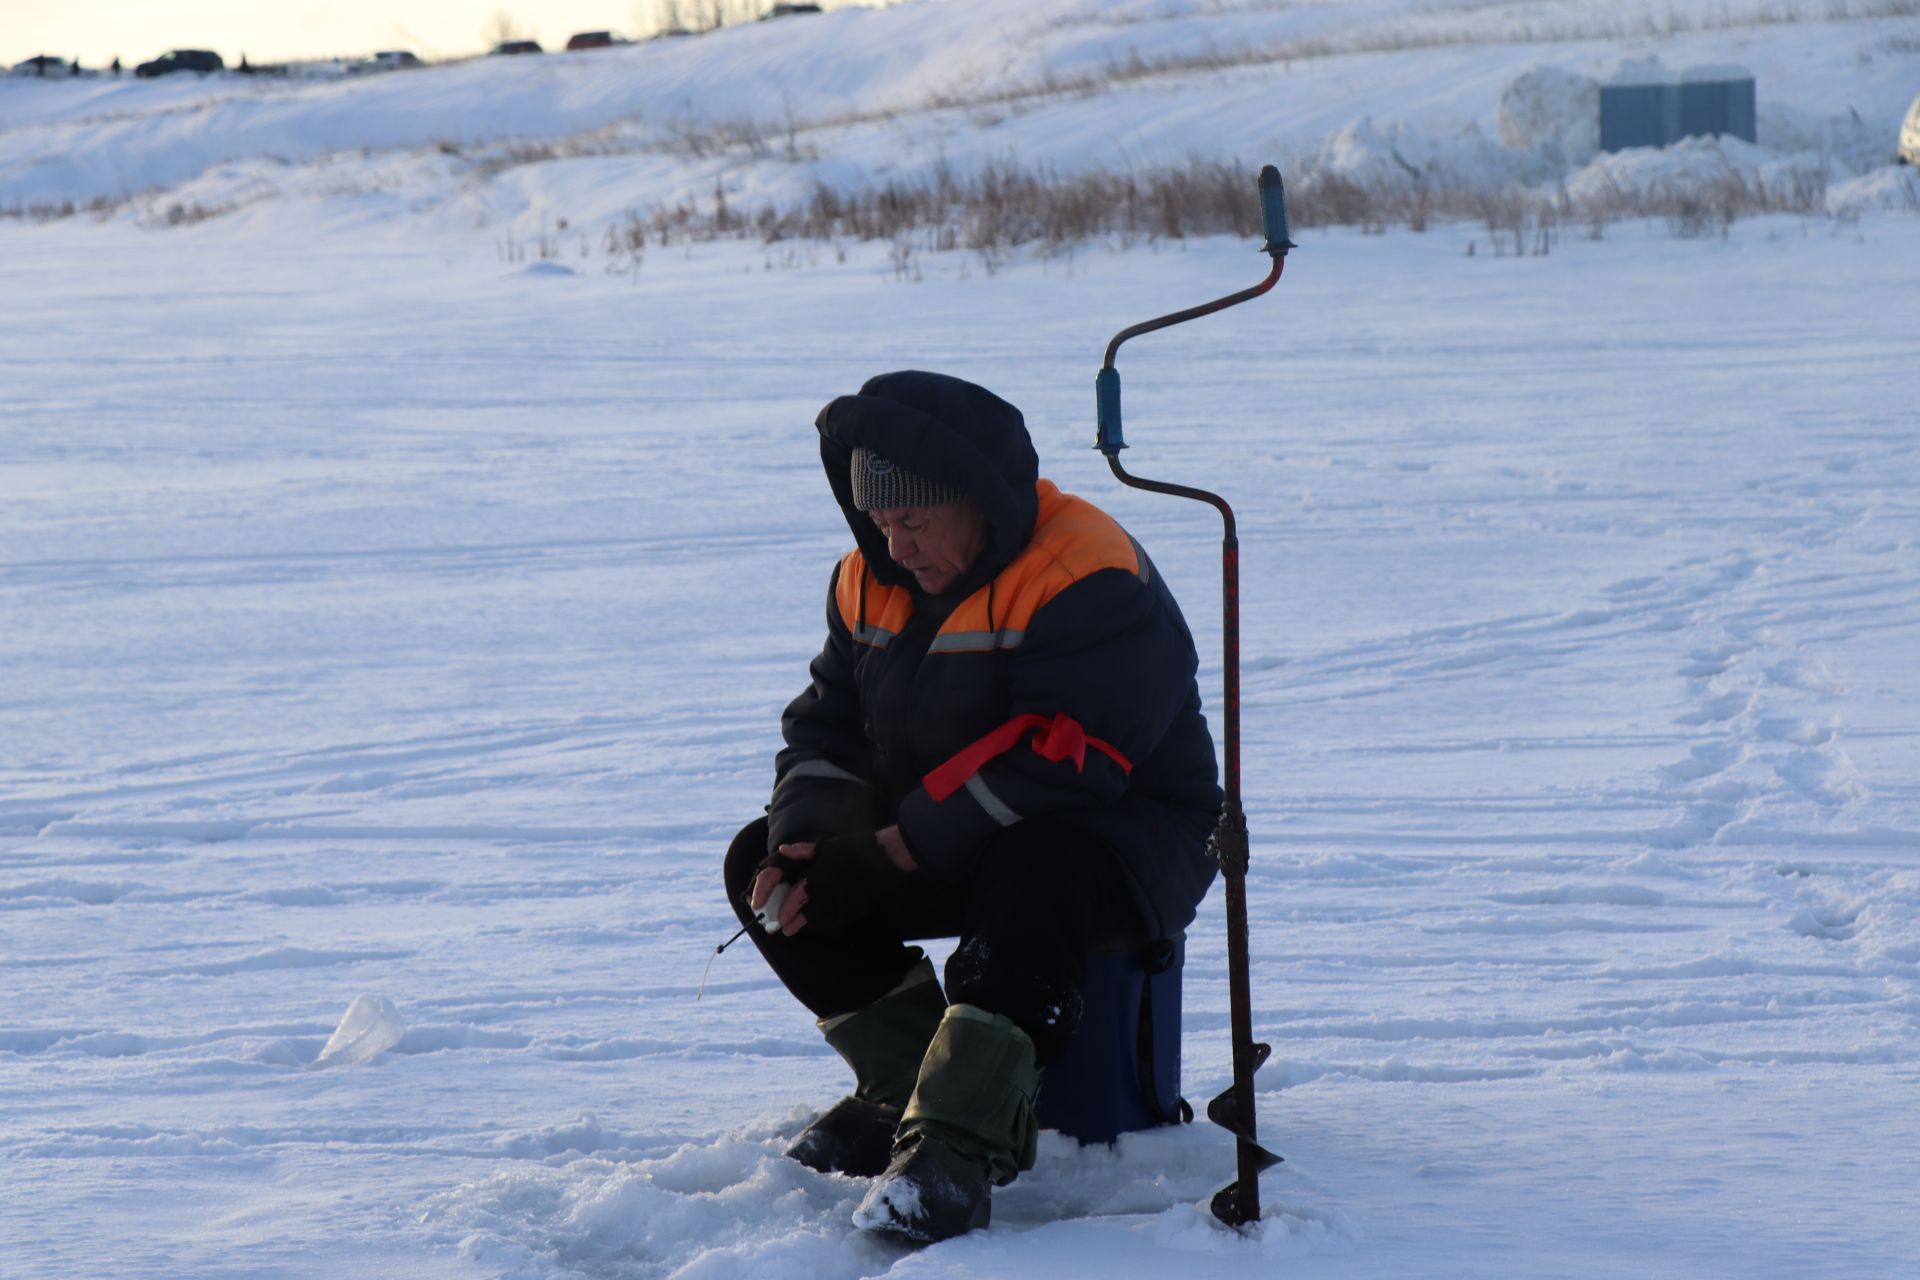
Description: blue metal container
xmin=1601 ymin=64 xmax=1756 ymax=151
xmin=1600 ymin=82 xmax=1673 ymax=151
xmin=1035 ymin=936 xmax=1186 ymax=1145
xmin=1679 ymin=68 xmax=1757 ymax=144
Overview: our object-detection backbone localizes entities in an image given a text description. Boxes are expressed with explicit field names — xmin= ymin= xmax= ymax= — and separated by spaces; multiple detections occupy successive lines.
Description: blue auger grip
xmin=1095 ymin=366 xmax=1125 ymax=454
xmin=1258 ymin=165 xmax=1296 ymax=256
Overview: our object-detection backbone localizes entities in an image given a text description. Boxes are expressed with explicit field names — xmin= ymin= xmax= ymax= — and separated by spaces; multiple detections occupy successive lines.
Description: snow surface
xmin=4 ymin=1 xmax=1920 ymax=1277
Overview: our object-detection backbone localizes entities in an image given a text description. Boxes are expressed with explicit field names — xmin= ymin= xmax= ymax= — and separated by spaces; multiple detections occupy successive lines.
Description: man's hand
xmin=873 ymin=824 xmax=916 ymax=872
xmin=750 ymin=845 xmax=815 ymax=935
xmin=750 ymin=826 xmax=915 ymax=936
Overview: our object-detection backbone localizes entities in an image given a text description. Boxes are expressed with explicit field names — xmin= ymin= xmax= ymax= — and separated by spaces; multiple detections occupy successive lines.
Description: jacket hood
xmin=815 ymin=371 xmax=1039 ymax=597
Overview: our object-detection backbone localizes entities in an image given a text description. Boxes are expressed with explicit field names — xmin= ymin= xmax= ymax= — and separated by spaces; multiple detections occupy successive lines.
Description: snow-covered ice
xmin=7 ymin=206 xmax=1916 ymax=1279
xmin=3 ymin=1 xmax=1918 ymax=1277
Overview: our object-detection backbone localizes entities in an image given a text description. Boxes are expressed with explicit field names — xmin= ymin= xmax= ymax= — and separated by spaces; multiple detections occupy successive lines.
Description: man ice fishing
xmin=723 ymin=370 xmax=1221 ymax=1243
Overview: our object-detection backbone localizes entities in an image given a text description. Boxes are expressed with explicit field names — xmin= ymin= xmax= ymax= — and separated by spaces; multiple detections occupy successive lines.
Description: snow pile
xmin=1762 ymin=100 xmax=1910 ymax=173
xmin=1497 ymin=65 xmax=1602 ymax=168
xmin=434 ymin=1138 xmax=882 ymax=1279
xmin=1826 ymin=165 xmax=1920 ymax=215
xmin=1306 ymin=115 xmax=1536 ymax=194
xmin=1309 ymin=50 xmax=1901 ymax=222
xmin=431 ymin=1116 xmax=1347 ymax=1276
xmin=1563 ymin=133 xmax=1827 ymax=209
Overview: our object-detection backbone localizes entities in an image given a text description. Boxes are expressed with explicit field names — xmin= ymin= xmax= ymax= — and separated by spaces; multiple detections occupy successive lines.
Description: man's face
xmin=869 ymin=500 xmax=988 ymax=595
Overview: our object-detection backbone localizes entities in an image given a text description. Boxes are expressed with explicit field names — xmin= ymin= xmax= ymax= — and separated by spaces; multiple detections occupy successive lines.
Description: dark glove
xmin=753 ymin=848 xmax=810 ymax=888
xmin=780 ymin=831 xmax=909 ymax=931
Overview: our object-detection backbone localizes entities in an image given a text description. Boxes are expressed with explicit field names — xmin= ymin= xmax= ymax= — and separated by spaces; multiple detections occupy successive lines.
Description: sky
xmin=2 ymin=0 xmax=878 ymax=69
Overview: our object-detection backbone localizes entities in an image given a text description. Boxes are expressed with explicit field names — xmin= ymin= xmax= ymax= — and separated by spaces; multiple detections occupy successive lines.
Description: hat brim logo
xmin=864 ymin=455 xmax=896 ymax=476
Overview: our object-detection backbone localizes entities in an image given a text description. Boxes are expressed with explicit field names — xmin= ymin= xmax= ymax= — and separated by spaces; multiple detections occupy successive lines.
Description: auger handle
xmin=1093 ymin=165 xmax=1293 ymax=458
xmin=1258 ymin=164 xmax=1296 ymax=257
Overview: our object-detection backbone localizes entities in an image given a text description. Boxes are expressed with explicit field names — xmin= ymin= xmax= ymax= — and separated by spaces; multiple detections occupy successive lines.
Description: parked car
xmin=11 ymin=55 xmax=72 ymax=77
xmin=488 ymin=40 xmax=543 ymax=56
xmin=762 ymin=3 xmax=822 ymax=17
xmin=1899 ymin=92 xmax=1920 ymax=166
xmin=358 ymin=50 xmax=423 ymax=72
xmin=564 ymin=31 xmax=624 ymax=51
xmin=136 ymin=49 xmax=223 ymax=78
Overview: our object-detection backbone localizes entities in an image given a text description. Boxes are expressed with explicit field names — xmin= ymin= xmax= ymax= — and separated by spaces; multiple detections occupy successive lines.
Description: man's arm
xmin=768 ymin=561 xmax=885 ymax=851
xmin=893 ymin=568 xmax=1195 ymax=877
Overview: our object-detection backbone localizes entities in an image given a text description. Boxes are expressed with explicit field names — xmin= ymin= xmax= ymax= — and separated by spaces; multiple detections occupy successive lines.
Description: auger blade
xmin=1207 ymin=1040 xmax=1282 ymax=1227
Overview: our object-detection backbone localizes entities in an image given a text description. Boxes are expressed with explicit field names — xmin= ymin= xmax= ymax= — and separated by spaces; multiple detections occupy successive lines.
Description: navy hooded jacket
xmin=768 ymin=371 xmax=1221 ymax=940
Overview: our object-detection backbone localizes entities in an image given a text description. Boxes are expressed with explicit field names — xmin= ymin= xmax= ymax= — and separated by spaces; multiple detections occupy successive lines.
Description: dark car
xmin=135 ymin=49 xmax=223 ymax=78
xmin=10 ymin=55 xmax=73 ymax=77
xmin=564 ymin=31 xmax=621 ymax=51
xmin=762 ymin=3 xmax=822 ymax=17
xmin=488 ymin=40 xmax=543 ymax=56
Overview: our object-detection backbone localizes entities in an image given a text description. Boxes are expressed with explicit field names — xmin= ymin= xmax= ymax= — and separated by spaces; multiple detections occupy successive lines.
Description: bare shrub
xmin=162 ymin=201 xmax=227 ymax=226
xmin=603 ymin=215 xmax=646 ymax=274
xmin=670 ymin=0 xmax=760 ymax=35
xmin=659 ymin=115 xmax=768 ymax=162
xmin=1570 ymin=165 xmax=1826 ymax=239
xmin=889 ymin=239 xmax=921 ymax=282
xmin=576 ymin=146 xmax=1848 ymax=271
xmin=1 ymin=195 xmax=123 ymax=223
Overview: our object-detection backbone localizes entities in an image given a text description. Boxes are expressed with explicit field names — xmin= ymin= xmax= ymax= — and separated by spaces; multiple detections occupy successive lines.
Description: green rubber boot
xmin=853 ymin=1004 xmax=1041 ymax=1244
xmin=786 ymin=958 xmax=945 ymax=1177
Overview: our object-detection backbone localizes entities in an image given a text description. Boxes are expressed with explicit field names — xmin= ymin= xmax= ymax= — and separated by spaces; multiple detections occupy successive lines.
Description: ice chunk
xmin=312 ymin=994 xmax=406 ymax=1067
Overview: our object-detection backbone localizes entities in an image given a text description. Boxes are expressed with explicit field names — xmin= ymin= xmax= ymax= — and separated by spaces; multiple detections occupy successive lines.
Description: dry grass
xmin=0 ymin=195 xmax=122 ymax=222
xmin=591 ymin=153 xmax=1841 ymax=272
xmin=0 ymin=151 xmax=1849 ymax=259
xmin=157 ymin=201 xmax=231 ymax=227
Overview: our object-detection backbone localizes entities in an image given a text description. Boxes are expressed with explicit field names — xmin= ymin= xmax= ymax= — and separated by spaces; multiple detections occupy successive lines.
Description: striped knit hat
xmin=850 ymin=446 xmax=961 ymax=512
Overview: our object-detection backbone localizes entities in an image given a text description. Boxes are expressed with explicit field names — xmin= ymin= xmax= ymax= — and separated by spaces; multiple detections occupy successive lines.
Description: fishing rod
xmin=1094 ymin=164 xmax=1293 ymax=1228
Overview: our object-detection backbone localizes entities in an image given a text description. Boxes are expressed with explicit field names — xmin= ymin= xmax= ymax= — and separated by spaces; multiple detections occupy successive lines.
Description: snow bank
xmin=430 ymin=1118 xmax=1346 ymax=1277
xmin=1563 ymin=134 xmax=1827 ymax=208
xmin=1497 ymin=65 xmax=1601 ymax=168
xmin=1826 ymin=165 xmax=1920 ymax=215
xmin=1308 ymin=115 xmax=1537 ymax=194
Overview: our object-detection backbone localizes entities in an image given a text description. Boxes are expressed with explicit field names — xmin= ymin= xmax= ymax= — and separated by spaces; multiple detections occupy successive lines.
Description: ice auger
xmin=1093 ymin=164 xmax=1294 ymax=1228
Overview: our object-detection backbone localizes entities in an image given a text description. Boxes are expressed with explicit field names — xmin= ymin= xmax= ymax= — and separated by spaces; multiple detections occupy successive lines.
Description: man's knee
xmin=938 ymin=823 xmax=1135 ymax=1064
xmin=945 ymin=837 xmax=1090 ymax=1062
xmin=724 ymin=818 xmax=770 ymax=923
xmin=945 ymin=933 xmax=1084 ymax=1065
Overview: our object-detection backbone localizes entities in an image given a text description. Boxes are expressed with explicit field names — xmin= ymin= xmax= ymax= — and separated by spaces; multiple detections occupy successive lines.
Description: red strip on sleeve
xmin=922 ymin=711 xmax=1132 ymax=803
